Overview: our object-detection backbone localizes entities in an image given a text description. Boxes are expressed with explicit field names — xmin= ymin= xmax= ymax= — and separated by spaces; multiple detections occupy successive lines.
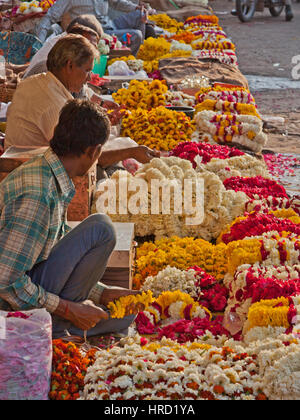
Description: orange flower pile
xmin=49 ymin=339 xmax=97 ymax=401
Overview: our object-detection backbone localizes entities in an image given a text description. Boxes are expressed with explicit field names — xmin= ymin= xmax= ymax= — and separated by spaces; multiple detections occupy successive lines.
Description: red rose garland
xmin=219 ymin=212 xmax=300 ymax=244
xmin=223 ymin=176 xmax=289 ymax=200
xmin=170 ymin=141 xmax=244 ymax=168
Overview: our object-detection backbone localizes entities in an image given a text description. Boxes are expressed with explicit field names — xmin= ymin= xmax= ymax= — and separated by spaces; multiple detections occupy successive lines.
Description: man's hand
xmin=99 ymin=288 xmax=141 ymax=307
xmin=66 ymin=300 xmax=109 ymax=331
xmin=131 ymin=145 xmax=160 ymax=164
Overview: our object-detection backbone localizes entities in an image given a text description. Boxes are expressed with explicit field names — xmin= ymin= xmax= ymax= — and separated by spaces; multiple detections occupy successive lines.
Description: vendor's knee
xmin=83 ymin=214 xmax=116 ymax=248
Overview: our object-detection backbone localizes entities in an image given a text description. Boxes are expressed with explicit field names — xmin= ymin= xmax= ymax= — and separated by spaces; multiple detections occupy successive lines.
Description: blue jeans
xmin=107 ymin=10 xmax=146 ymax=56
xmin=29 ymin=214 xmax=135 ymax=338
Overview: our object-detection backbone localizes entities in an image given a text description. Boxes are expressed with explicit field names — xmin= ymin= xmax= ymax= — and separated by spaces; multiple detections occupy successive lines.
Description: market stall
xmin=0 ymin=7 xmax=299 ymax=402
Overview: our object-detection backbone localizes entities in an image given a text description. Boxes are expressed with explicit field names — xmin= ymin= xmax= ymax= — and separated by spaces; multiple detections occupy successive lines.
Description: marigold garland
xmin=195 ymin=100 xmax=261 ymax=119
xmin=107 ymin=290 xmax=154 ymax=319
xmin=121 ymin=106 xmax=195 ymax=151
xmin=112 ymin=79 xmax=168 ymax=110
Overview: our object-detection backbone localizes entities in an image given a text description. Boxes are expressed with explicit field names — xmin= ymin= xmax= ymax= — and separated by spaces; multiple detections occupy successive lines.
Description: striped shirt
xmin=36 ymin=0 xmax=137 ymax=42
xmin=0 ymin=148 xmax=75 ymax=313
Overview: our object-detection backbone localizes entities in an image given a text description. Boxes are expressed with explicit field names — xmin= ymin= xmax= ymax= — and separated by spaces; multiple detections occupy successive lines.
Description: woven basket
xmin=0 ymin=84 xmax=15 ymax=103
xmin=12 ymin=12 xmax=45 ymax=34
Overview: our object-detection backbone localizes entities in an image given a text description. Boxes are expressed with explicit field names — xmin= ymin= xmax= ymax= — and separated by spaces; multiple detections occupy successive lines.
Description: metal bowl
xmin=166 ymin=106 xmax=195 ymax=118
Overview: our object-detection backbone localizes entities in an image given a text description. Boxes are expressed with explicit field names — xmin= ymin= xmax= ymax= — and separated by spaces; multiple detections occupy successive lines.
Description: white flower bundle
xmin=141 ymin=266 xmax=201 ymax=298
xmin=94 ymin=156 xmax=248 ymax=241
xmin=194 ymin=110 xmax=268 ymax=153
xmin=170 ymin=40 xmax=193 ymax=52
xmin=197 ymin=155 xmax=270 ymax=182
xmin=164 ymin=91 xmax=196 ymax=108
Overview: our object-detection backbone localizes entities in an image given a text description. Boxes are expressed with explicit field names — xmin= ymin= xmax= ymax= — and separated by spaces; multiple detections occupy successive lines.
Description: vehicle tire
xmin=236 ymin=0 xmax=257 ymax=22
xmin=269 ymin=3 xmax=284 ymax=16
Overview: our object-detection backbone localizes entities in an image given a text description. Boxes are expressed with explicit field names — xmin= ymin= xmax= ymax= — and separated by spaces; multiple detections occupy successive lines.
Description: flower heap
xmin=170 ymin=141 xmax=245 ymax=168
xmin=98 ymin=34 xmax=122 ymax=55
xmin=112 ymin=79 xmax=168 ymax=110
xmin=50 ymin=340 xmax=97 ymax=400
xmin=194 ymin=110 xmax=267 ymax=153
xmin=107 ymin=290 xmax=154 ymax=319
xmin=134 ymin=236 xmax=228 ymax=289
xmin=148 ymin=14 xmax=184 ymax=33
xmin=196 ymin=86 xmax=256 ymax=105
xmin=182 ymin=15 xmax=238 ymax=66
xmin=217 ymin=209 xmax=300 ymax=245
xmin=121 ymin=107 xmax=195 ymax=151
xmin=79 ymin=334 xmax=274 ymax=400
xmin=140 ymin=265 xmax=228 ymax=312
xmin=195 ymin=100 xmax=261 ymax=119
xmin=95 ymin=156 xmax=248 ymax=241
xmin=224 ymin=263 xmax=300 ymax=334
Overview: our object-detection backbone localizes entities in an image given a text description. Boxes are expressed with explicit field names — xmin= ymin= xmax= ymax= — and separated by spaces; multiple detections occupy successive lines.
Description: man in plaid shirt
xmin=0 ymin=99 xmax=138 ymax=338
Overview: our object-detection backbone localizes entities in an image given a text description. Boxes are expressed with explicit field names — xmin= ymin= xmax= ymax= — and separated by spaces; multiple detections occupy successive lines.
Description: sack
xmin=107 ymin=61 xmax=135 ymax=76
xmin=0 ymin=309 xmax=52 ymax=400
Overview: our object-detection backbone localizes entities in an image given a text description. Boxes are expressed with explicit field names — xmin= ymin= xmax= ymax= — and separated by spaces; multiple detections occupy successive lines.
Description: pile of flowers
xmin=50 ymin=340 xmax=97 ymax=400
xmin=80 ymin=335 xmax=273 ymax=400
xmin=196 ymin=86 xmax=255 ymax=105
xmin=95 ymin=156 xmax=248 ymax=242
xmin=217 ymin=210 xmax=300 ymax=244
xmin=195 ymin=100 xmax=261 ymax=119
xmin=246 ymin=296 xmax=298 ymax=331
xmin=164 ymin=90 xmax=196 ymax=107
xmin=121 ymin=107 xmax=195 ymax=151
xmin=223 ymin=176 xmax=289 ymax=200
xmin=112 ymin=79 xmax=168 ymax=110
xmin=224 ymin=263 xmax=300 ymax=332
xmin=107 ymin=290 xmax=154 ymax=319
xmin=133 ymin=236 xmax=228 ymax=289
xmin=148 ymin=14 xmax=184 ymax=33
xmin=194 ymin=110 xmax=267 ymax=153
xmin=137 ymin=37 xmax=171 ymax=62
xmin=170 ymin=141 xmax=245 ymax=168
xmin=140 ymin=265 xmax=228 ymax=312
xmin=98 ymin=34 xmax=122 ymax=55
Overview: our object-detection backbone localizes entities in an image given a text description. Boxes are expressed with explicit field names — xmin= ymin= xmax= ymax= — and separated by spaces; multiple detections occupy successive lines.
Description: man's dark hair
xmin=50 ymin=99 xmax=110 ymax=157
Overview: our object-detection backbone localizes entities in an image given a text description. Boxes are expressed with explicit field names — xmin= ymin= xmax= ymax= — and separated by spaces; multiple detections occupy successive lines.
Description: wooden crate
xmin=0 ymin=146 xmax=97 ymax=221
xmin=69 ymin=222 xmax=136 ymax=289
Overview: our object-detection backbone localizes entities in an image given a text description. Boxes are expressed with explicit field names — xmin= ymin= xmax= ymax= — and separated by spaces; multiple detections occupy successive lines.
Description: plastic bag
xmin=0 ymin=309 xmax=53 ymax=400
xmin=107 ymin=61 xmax=135 ymax=76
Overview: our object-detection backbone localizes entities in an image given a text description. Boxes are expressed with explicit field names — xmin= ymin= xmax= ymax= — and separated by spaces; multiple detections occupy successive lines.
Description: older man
xmin=36 ymin=0 xmax=147 ymax=55
xmin=4 ymin=35 xmax=159 ymax=167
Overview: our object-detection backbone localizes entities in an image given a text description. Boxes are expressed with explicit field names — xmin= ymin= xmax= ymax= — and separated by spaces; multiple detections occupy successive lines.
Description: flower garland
xmin=121 ymin=106 xmax=195 ymax=151
xmin=223 ymin=176 xmax=289 ymax=200
xmin=140 ymin=265 xmax=228 ymax=312
xmin=80 ymin=335 xmax=269 ymax=400
xmin=223 ymin=263 xmax=300 ymax=333
xmin=112 ymin=79 xmax=168 ymax=110
xmin=137 ymin=37 xmax=171 ymax=61
xmin=50 ymin=340 xmax=97 ymax=400
xmin=133 ymin=236 xmax=229 ymax=288
xmin=191 ymin=49 xmax=238 ymax=66
xmin=195 ymin=100 xmax=261 ymax=119
xmin=217 ymin=210 xmax=300 ymax=244
xmin=194 ymin=110 xmax=267 ymax=152
xmin=164 ymin=91 xmax=196 ymax=107
xmin=246 ymin=296 xmax=297 ymax=330
xmin=184 ymin=15 xmax=220 ymax=27
xmin=196 ymin=87 xmax=255 ymax=105
xmin=170 ymin=141 xmax=245 ymax=168
xmin=107 ymin=291 xmax=154 ymax=319
xmin=192 ymin=39 xmax=236 ymax=51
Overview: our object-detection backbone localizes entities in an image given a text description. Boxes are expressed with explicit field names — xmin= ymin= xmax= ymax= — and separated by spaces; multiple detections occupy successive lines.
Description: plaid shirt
xmin=0 ymin=148 xmax=75 ymax=313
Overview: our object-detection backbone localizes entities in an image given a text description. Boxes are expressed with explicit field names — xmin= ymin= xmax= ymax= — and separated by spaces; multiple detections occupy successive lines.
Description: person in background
xmin=36 ymin=0 xmax=147 ymax=55
xmin=23 ymin=14 xmax=104 ymax=79
xmin=5 ymin=35 xmax=159 ymax=167
xmin=0 ymin=99 xmax=139 ymax=338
